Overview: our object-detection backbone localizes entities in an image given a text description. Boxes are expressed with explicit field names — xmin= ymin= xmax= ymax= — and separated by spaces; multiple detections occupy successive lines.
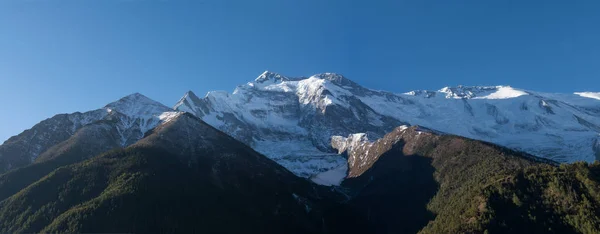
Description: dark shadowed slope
xmin=0 ymin=115 xmax=126 ymax=202
xmin=335 ymin=126 xmax=600 ymax=234
xmin=0 ymin=93 xmax=175 ymax=174
xmin=0 ymin=113 xmax=357 ymax=233
xmin=0 ymin=110 xmax=107 ymax=173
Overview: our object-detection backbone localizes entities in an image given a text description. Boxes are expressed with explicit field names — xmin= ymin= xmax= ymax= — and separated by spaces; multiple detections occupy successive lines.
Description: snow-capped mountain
xmin=175 ymin=71 xmax=600 ymax=184
xmin=2 ymin=71 xmax=599 ymax=186
xmin=0 ymin=93 xmax=179 ymax=173
xmin=104 ymin=93 xmax=181 ymax=146
xmin=174 ymin=71 xmax=405 ymax=182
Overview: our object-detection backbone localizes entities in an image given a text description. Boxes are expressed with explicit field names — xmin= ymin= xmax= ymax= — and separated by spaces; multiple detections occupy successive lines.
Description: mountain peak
xmin=437 ymin=85 xmax=501 ymax=98
xmin=183 ymin=90 xmax=200 ymax=100
xmin=254 ymin=70 xmax=292 ymax=84
xmin=104 ymin=93 xmax=171 ymax=117
xmin=174 ymin=90 xmax=199 ymax=108
xmin=107 ymin=92 xmax=155 ymax=104
xmin=252 ymin=71 xmax=360 ymax=90
xmin=310 ymin=73 xmax=358 ymax=87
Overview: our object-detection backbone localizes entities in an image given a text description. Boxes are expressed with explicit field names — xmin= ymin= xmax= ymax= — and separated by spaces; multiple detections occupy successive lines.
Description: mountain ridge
xmin=0 ymin=112 xmax=352 ymax=233
xmin=0 ymin=93 xmax=180 ymax=174
xmin=173 ymin=71 xmax=600 ymax=184
xmin=2 ymin=71 xmax=599 ymax=184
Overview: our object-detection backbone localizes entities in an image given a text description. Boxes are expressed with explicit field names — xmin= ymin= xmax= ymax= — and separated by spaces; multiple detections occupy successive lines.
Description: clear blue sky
xmin=1 ymin=0 xmax=599 ymax=142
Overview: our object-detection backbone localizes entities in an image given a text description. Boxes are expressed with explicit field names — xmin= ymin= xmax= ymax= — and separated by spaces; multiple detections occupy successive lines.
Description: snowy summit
xmin=174 ymin=71 xmax=600 ymax=185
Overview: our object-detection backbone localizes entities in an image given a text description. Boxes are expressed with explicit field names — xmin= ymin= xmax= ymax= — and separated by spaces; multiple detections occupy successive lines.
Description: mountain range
xmin=0 ymin=71 xmax=599 ymax=233
xmin=174 ymin=71 xmax=600 ymax=185
xmin=5 ymin=71 xmax=599 ymax=184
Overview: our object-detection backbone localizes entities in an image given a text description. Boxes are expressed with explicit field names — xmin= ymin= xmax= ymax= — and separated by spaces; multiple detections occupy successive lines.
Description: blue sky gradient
xmin=1 ymin=0 xmax=599 ymax=142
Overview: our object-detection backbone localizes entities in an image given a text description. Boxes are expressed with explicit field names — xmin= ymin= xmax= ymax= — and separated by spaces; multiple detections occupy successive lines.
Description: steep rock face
xmin=0 ymin=93 xmax=179 ymax=174
xmin=175 ymin=71 xmax=600 ymax=180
